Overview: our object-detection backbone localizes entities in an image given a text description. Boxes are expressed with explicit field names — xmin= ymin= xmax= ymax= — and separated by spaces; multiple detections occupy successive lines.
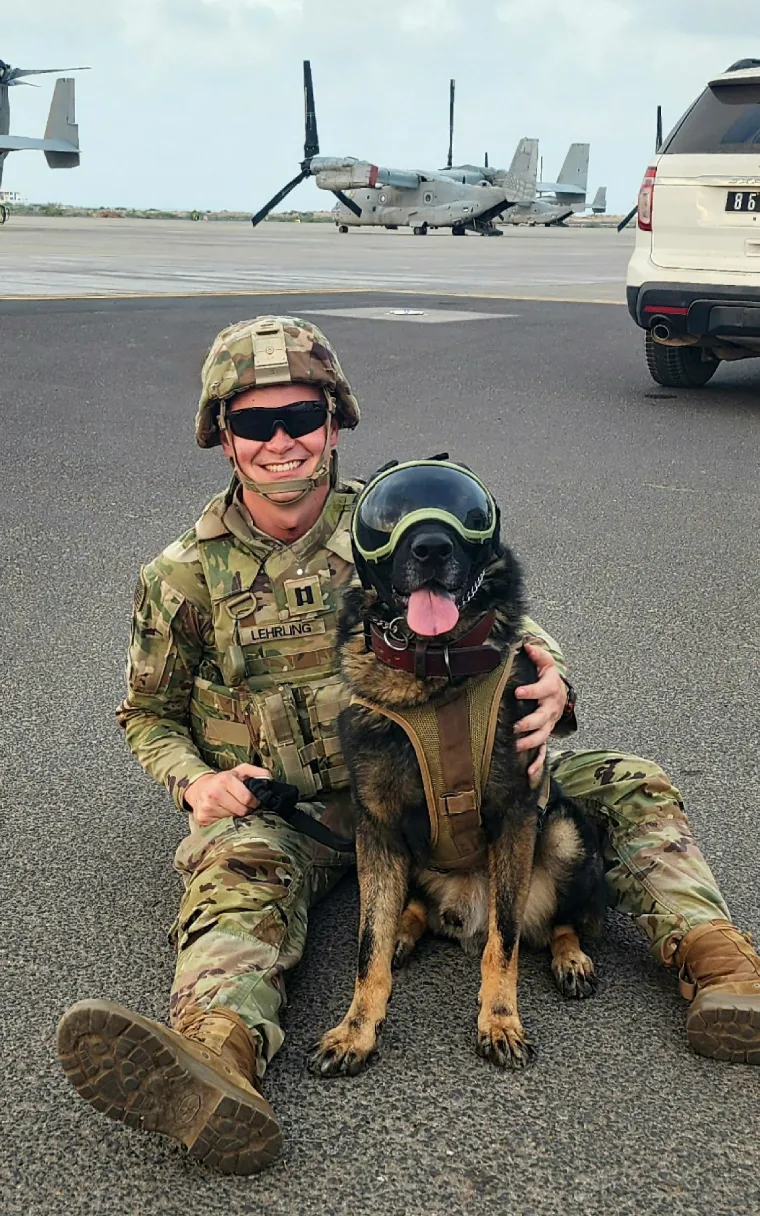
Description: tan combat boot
xmin=676 ymin=919 xmax=760 ymax=1064
xmin=57 ymin=1000 xmax=282 ymax=1173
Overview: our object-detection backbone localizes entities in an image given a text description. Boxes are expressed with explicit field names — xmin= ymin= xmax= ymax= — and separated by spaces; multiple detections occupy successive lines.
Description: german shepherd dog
xmin=307 ymin=461 xmax=606 ymax=1076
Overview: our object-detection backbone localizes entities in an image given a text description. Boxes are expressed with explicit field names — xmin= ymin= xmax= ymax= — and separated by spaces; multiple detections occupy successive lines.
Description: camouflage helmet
xmin=195 ymin=315 xmax=360 ymax=448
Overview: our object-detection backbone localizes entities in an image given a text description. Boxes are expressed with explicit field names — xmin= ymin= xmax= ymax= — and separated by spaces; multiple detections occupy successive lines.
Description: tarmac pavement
xmin=1 ymin=289 xmax=759 ymax=1216
xmin=0 ymin=216 xmax=632 ymax=302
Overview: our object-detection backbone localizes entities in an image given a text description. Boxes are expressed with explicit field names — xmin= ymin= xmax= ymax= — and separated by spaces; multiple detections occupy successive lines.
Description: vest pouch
xmin=299 ymin=674 xmax=352 ymax=791
xmin=252 ymin=684 xmax=321 ymax=799
xmin=189 ymin=676 xmax=259 ymax=772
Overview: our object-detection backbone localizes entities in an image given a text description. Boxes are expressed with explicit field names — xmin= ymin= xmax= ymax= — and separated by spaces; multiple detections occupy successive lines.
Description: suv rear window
xmin=664 ymin=83 xmax=760 ymax=154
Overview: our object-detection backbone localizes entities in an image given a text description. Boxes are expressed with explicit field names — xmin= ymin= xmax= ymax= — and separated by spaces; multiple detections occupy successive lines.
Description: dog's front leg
xmin=308 ymin=818 xmax=409 ymax=1078
xmin=477 ymin=813 xmax=538 ymax=1069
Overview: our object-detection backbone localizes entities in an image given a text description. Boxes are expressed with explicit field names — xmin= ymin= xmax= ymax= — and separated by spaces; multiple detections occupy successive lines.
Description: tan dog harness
xmin=351 ymin=642 xmax=550 ymax=871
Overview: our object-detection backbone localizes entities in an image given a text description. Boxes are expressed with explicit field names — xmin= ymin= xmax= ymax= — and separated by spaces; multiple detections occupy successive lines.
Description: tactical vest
xmin=351 ymin=642 xmax=549 ymax=872
xmin=187 ymin=484 xmax=358 ymax=798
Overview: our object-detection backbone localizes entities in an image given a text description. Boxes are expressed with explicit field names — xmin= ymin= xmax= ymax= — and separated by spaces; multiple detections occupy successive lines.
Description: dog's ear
xmin=367 ymin=459 xmax=399 ymax=480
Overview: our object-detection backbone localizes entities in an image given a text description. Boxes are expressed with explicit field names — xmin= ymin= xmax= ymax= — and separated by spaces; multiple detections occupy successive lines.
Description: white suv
xmin=627 ymin=59 xmax=760 ymax=387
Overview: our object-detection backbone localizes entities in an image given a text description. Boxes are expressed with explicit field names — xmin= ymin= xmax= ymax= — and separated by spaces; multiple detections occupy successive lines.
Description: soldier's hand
xmin=184 ymin=763 xmax=272 ymax=828
xmin=514 ymin=643 xmax=567 ymax=779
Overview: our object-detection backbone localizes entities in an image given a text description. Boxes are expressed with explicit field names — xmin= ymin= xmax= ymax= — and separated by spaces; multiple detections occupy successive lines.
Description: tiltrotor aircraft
xmin=332 ymin=79 xmax=605 ymax=232
xmin=331 ymin=78 xmax=540 ymax=235
xmin=0 ymin=58 xmax=87 ymax=223
xmin=250 ymin=63 xmax=536 ymax=236
xmin=504 ymin=146 xmax=607 ymax=226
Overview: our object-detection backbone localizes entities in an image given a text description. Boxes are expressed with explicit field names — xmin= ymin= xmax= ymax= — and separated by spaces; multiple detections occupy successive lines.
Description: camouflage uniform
xmin=117 ymin=479 xmax=359 ymax=1074
xmin=116 ymin=315 xmax=733 ymax=1077
xmin=548 ymin=749 xmax=729 ymax=967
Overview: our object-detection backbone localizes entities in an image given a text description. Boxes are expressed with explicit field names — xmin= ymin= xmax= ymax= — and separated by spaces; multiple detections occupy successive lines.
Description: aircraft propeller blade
xmin=617 ymin=205 xmax=638 ymax=232
xmin=619 ymin=102 xmax=664 ymax=234
xmin=251 ymin=169 xmax=308 ymax=227
xmin=10 ymin=67 xmax=90 ymax=80
xmin=331 ymin=189 xmax=361 ymax=217
xmin=303 ymin=60 xmax=319 ymax=160
xmin=447 ymin=78 xmax=455 ymax=169
xmin=484 ymin=151 xmax=489 ymax=169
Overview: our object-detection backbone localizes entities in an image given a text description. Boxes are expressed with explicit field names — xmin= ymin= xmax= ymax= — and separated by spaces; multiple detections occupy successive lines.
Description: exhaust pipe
xmin=651 ymin=321 xmax=671 ymax=341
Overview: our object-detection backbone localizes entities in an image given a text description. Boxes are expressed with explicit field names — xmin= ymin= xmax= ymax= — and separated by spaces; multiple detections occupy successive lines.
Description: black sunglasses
xmin=225 ymin=400 xmax=328 ymax=443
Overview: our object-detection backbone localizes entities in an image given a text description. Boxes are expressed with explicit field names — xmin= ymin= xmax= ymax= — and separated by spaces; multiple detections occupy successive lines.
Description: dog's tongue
xmin=406 ymin=589 xmax=460 ymax=637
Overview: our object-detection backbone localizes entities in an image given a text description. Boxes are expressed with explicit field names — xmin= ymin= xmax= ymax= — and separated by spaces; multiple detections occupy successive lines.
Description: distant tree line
xmin=9 ymin=204 xmax=335 ymax=222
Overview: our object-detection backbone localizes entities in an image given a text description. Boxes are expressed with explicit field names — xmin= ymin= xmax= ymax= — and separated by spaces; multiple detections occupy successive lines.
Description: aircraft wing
xmin=0 ymin=134 xmax=77 ymax=153
xmin=537 ymin=181 xmax=577 ymax=195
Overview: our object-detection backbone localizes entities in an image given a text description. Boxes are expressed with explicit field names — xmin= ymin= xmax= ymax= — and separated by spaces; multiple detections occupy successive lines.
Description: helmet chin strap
xmin=218 ymin=393 xmax=336 ymax=504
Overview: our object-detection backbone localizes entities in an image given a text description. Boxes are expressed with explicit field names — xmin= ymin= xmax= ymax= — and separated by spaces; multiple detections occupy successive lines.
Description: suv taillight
xmin=637 ymin=166 xmax=657 ymax=231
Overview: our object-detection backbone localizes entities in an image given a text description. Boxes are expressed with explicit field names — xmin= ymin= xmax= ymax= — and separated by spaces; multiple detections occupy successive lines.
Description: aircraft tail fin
xmin=44 ymin=79 xmax=79 ymax=167
xmin=591 ymin=186 xmax=607 ymax=213
xmin=508 ymin=137 xmax=538 ymax=186
xmin=557 ymin=142 xmax=589 ymax=192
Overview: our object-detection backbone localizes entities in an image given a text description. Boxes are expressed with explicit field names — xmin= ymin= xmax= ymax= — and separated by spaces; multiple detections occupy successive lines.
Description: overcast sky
xmin=4 ymin=1 xmax=760 ymax=214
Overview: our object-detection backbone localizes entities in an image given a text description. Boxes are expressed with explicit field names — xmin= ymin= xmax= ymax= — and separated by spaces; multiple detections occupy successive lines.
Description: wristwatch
xmin=558 ymin=676 xmax=578 ymax=733
xmin=561 ymin=676 xmax=576 ymax=717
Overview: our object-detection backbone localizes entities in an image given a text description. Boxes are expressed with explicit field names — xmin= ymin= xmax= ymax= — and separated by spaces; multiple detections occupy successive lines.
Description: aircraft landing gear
xmin=0 ymin=205 xmax=8 ymax=225
xmin=451 ymin=224 xmax=466 ymax=236
xmin=413 ymin=224 xmax=428 ymax=236
xmin=338 ymin=224 xmax=349 ymax=233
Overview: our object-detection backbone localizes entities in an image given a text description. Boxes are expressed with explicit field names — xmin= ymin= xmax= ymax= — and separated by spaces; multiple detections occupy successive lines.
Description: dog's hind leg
xmin=477 ymin=815 xmax=537 ymax=1069
xmin=547 ymin=799 xmax=605 ymax=999
xmin=550 ymin=924 xmax=598 ymax=999
xmin=393 ymin=896 xmax=429 ymax=968
xmin=308 ymin=820 xmax=409 ymax=1078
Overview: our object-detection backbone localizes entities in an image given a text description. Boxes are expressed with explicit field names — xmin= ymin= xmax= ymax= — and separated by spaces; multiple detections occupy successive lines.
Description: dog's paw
xmin=476 ymin=1014 xmax=536 ymax=1070
xmin=552 ymin=951 xmax=598 ymax=1000
xmin=392 ymin=934 xmax=415 ymax=969
xmin=306 ymin=1021 xmax=379 ymax=1078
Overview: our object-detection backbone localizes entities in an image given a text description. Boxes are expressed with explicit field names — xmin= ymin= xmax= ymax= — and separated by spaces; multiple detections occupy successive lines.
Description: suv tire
xmin=645 ymin=333 xmax=719 ymax=387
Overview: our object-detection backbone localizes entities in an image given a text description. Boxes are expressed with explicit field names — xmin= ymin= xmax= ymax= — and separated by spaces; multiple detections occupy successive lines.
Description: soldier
xmin=58 ymin=315 xmax=760 ymax=1176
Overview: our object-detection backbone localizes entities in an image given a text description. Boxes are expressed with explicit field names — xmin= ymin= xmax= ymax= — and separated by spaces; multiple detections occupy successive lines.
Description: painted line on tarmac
xmin=0 ymin=286 xmax=625 ymax=306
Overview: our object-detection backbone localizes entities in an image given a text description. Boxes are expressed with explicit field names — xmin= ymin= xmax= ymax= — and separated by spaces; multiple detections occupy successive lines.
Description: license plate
xmin=726 ymin=190 xmax=760 ymax=212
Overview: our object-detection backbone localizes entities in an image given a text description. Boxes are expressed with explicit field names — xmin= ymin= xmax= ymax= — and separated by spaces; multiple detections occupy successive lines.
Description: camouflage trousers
xmin=169 ymin=750 xmax=730 ymax=1075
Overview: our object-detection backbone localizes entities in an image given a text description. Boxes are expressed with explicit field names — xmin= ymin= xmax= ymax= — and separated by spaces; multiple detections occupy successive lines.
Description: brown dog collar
xmin=368 ymin=611 xmax=501 ymax=679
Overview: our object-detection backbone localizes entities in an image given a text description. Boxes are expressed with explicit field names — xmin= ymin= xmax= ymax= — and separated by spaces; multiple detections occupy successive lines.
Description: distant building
xmin=0 ymin=189 xmax=26 ymax=204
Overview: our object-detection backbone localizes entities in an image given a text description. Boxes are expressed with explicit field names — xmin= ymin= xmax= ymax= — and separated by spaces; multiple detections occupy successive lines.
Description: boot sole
xmin=686 ymin=993 xmax=760 ymax=1064
xmin=57 ymin=1000 xmax=282 ymax=1174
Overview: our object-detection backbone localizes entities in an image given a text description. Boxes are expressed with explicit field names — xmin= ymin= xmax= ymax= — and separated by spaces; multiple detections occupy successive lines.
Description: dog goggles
xmin=223 ymin=400 xmax=328 ymax=442
xmin=352 ymin=460 xmax=497 ymax=562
